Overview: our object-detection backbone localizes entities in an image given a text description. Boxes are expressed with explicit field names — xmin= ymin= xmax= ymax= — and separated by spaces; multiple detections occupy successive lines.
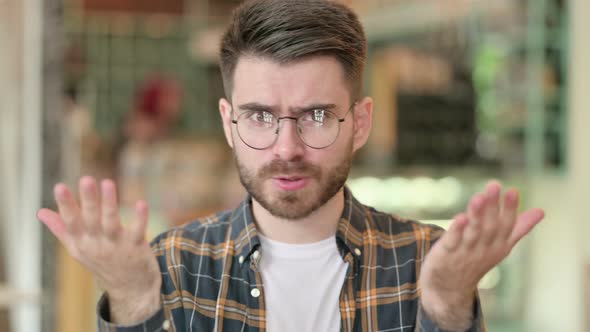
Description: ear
xmin=352 ymin=96 xmax=373 ymax=153
xmin=219 ymin=98 xmax=234 ymax=149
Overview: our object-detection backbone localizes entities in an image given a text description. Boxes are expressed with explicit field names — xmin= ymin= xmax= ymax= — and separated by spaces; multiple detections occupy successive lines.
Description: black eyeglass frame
xmin=230 ymin=102 xmax=358 ymax=150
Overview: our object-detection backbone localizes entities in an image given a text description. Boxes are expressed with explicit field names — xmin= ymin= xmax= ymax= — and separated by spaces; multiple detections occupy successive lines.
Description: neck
xmin=252 ymin=188 xmax=345 ymax=244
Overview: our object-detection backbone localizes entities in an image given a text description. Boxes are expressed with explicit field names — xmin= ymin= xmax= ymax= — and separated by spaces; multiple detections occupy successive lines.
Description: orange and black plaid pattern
xmin=98 ymin=187 xmax=485 ymax=331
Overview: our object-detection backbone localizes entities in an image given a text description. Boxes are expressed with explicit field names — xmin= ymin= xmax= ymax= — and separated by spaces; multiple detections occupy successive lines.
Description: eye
xmin=301 ymin=109 xmax=327 ymax=125
xmin=247 ymin=111 xmax=274 ymax=124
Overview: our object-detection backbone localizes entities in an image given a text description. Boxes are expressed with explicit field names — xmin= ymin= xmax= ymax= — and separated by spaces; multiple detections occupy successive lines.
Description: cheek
xmin=322 ymin=133 xmax=354 ymax=159
xmin=306 ymin=150 xmax=343 ymax=173
xmin=234 ymin=145 xmax=266 ymax=169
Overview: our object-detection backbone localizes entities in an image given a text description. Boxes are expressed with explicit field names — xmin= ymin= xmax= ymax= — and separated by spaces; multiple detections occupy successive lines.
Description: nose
xmin=271 ymin=118 xmax=305 ymax=161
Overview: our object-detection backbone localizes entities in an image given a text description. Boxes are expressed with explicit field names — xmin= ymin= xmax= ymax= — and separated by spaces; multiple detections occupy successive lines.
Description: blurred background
xmin=0 ymin=0 xmax=588 ymax=331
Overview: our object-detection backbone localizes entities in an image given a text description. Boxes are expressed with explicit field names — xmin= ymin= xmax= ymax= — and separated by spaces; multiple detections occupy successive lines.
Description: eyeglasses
xmin=231 ymin=103 xmax=356 ymax=150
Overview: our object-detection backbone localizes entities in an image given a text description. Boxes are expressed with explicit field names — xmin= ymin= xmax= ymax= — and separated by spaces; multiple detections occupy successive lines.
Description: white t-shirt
xmin=258 ymin=235 xmax=349 ymax=332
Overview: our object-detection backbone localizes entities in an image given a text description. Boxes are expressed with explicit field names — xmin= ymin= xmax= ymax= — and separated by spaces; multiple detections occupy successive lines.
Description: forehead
xmin=231 ymin=55 xmax=351 ymax=107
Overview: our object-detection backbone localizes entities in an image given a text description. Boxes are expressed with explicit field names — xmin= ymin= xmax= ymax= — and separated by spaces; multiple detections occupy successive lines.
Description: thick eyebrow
xmin=236 ymin=102 xmax=276 ymax=113
xmin=291 ymin=103 xmax=337 ymax=113
xmin=235 ymin=102 xmax=338 ymax=114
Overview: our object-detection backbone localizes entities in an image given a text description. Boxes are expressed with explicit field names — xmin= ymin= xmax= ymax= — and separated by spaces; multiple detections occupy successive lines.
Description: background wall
xmin=0 ymin=0 xmax=43 ymax=331
xmin=525 ymin=0 xmax=590 ymax=330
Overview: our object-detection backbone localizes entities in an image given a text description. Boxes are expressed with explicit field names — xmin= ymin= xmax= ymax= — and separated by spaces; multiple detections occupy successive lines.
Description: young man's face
xmin=220 ymin=55 xmax=372 ymax=220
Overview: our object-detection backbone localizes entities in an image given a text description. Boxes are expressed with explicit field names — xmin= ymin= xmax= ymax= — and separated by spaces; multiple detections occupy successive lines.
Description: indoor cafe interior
xmin=1 ymin=0 xmax=589 ymax=331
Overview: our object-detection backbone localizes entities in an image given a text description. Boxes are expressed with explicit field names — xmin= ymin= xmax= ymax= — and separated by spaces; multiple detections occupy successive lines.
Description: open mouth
xmin=272 ymin=176 xmax=309 ymax=191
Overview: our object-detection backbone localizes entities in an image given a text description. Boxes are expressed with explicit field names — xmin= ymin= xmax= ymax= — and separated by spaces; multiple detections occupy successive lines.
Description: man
xmin=37 ymin=0 xmax=545 ymax=331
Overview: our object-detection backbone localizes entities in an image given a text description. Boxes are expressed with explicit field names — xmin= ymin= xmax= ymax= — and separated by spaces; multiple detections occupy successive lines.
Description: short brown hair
xmin=219 ymin=0 xmax=367 ymax=101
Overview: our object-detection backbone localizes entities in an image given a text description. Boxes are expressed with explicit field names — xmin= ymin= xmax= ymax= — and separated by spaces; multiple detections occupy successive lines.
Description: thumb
xmin=37 ymin=208 xmax=67 ymax=243
xmin=509 ymin=208 xmax=545 ymax=247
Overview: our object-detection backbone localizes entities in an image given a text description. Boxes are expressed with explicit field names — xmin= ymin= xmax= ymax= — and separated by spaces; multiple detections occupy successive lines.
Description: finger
xmin=37 ymin=208 xmax=67 ymax=243
xmin=499 ymin=189 xmax=519 ymax=240
xmin=79 ymin=176 xmax=102 ymax=234
xmin=101 ymin=179 xmax=122 ymax=239
xmin=462 ymin=193 xmax=486 ymax=248
xmin=480 ymin=181 xmax=502 ymax=244
xmin=54 ymin=183 xmax=83 ymax=234
xmin=130 ymin=200 xmax=149 ymax=245
xmin=509 ymin=208 xmax=545 ymax=247
xmin=440 ymin=213 xmax=469 ymax=252
xmin=467 ymin=193 xmax=486 ymax=228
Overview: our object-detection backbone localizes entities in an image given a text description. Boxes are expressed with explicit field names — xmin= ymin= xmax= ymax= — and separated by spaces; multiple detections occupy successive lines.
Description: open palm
xmin=37 ymin=176 xmax=161 ymax=324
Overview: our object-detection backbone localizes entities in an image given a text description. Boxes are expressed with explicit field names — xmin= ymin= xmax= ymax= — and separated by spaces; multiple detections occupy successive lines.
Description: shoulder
xmin=150 ymin=209 xmax=235 ymax=252
xmin=362 ymin=204 xmax=446 ymax=246
xmin=147 ymin=210 xmax=239 ymax=299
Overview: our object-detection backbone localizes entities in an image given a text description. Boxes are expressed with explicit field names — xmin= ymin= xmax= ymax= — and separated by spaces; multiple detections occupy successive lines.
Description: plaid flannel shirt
xmin=98 ymin=187 xmax=485 ymax=331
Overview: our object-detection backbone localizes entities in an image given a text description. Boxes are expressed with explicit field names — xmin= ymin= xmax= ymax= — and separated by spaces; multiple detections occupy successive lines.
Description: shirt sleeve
xmin=96 ymin=293 xmax=171 ymax=332
xmin=416 ymin=295 xmax=485 ymax=331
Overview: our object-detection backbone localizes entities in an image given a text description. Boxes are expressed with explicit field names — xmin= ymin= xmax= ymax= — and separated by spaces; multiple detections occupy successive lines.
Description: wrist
xmin=420 ymin=286 xmax=475 ymax=331
xmin=108 ymin=287 xmax=162 ymax=325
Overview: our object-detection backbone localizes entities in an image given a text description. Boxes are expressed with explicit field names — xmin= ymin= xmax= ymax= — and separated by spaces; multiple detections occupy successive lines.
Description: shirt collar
xmin=335 ymin=186 xmax=367 ymax=258
xmin=230 ymin=197 xmax=261 ymax=262
xmin=230 ymin=186 xmax=368 ymax=261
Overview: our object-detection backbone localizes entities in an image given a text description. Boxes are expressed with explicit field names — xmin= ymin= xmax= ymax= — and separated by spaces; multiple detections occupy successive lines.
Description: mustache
xmin=258 ymin=159 xmax=321 ymax=178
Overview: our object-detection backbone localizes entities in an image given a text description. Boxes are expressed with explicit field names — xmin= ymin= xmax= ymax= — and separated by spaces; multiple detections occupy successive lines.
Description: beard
xmin=235 ymin=143 xmax=353 ymax=220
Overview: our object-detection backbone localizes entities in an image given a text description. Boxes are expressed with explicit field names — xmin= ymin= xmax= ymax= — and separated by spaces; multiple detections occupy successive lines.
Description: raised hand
xmin=37 ymin=176 xmax=162 ymax=324
xmin=419 ymin=180 xmax=545 ymax=330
